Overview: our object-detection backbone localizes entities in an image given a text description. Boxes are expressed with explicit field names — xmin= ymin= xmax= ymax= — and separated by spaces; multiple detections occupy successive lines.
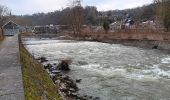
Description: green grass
xmin=19 ymin=34 xmax=62 ymax=100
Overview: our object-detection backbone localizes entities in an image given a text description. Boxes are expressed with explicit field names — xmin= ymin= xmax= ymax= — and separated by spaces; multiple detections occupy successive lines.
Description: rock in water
xmin=57 ymin=60 xmax=72 ymax=71
xmin=37 ymin=57 xmax=48 ymax=63
xmin=76 ymin=79 xmax=82 ymax=83
xmin=44 ymin=64 xmax=53 ymax=69
xmin=152 ymin=45 xmax=158 ymax=49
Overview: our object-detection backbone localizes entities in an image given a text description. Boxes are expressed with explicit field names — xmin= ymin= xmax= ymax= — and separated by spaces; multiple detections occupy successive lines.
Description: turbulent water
xmin=24 ymin=38 xmax=170 ymax=100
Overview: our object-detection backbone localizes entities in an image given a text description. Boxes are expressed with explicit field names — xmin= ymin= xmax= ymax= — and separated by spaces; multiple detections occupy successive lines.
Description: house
xmin=3 ymin=21 xmax=19 ymax=36
xmin=110 ymin=22 xmax=123 ymax=32
xmin=141 ymin=20 xmax=156 ymax=30
xmin=33 ymin=25 xmax=58 ymax=34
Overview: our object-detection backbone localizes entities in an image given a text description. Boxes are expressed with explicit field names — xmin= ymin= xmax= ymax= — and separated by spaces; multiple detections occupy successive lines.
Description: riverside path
xmin=0 ymin=35 xmax=25 ymax=100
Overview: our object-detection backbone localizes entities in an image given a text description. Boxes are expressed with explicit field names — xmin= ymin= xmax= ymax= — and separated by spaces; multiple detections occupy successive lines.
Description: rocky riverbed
xmin=36 ymin=57 xmax=99 ymax=100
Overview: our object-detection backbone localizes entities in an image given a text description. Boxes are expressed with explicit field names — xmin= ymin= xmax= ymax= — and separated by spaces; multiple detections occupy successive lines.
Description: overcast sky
xmin=0 ymin=0 xmax=153 ymax=15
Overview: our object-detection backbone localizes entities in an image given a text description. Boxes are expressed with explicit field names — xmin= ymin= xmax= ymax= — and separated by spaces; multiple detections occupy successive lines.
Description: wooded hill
xmin=13 ymin=3 xmax=156 ymax=26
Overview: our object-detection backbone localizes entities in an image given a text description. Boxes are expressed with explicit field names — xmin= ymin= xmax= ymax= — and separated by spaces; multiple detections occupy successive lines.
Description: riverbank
xmin=63 ymin=34 xmax=170 ymax=51
xmin=68 ymin=31 xmax=170 ymax=52
xmin=0 ymin=35 xmax=24 ymax=100
xmin=21 ymin=34 xmax=99 ymax=99
xmin=19 ymin=34 xmax=62 ymax=100
xmin=87 ymin=38 xmax=170 ymax=52
xmin=23 ymin=33 xmax=170 ymax=52
xmin=22 ymin=35 xmax=101 ymax=100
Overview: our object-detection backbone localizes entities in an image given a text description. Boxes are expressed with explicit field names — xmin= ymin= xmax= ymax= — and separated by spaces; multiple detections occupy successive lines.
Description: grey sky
xmin=0 ymin=0 xmax=153 ymax=15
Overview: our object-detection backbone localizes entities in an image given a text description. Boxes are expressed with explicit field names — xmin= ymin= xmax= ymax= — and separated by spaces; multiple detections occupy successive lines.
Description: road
xmin=0 ymin=35 xmax=25 ymax=100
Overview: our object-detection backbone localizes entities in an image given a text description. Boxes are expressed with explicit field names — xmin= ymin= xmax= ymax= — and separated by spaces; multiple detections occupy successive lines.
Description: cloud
xmin=33 ymin=0 xmax=69 ymax=11
xmin=0 ymin=0 xmax=153 ymax=15
xmin=96 ymin=0 xmax=153 ymax=11
xmin=1 ymin=0 xmax=69 ymax=15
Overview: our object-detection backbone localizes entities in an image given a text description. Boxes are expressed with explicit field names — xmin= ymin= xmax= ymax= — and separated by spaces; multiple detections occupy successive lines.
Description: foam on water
xmin=80 ymin=63 xmax=170 ymax=80
xmin=24 ymin=39 xmax=73 ymax=45
xmin=161 ymin=57 xmax=170 ymax=64
xmin=79 ymin=64 xmax=127 ymax=77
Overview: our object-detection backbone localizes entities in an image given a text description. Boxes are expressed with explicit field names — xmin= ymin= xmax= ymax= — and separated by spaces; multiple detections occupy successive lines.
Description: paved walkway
xmin=0 ymin=35 xmax=25 ymax=100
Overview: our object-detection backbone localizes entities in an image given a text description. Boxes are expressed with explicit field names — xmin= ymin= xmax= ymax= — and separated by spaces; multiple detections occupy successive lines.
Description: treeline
xmin=110 ymin=3 xmax=157 ymax=21
xmin=13 ymin=6 xmax=97 ymax=26
xmin=13 ymin=3 xmax=157 ymax=26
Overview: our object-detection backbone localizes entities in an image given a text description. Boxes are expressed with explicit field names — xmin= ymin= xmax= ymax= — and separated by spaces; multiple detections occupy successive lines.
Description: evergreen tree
xmin=103 ymin=21 xmax=110 ymax=33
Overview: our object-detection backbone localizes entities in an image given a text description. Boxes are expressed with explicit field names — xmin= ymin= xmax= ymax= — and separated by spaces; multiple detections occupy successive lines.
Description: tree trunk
xmin=0 ymin=27 xmax=4 ymax=39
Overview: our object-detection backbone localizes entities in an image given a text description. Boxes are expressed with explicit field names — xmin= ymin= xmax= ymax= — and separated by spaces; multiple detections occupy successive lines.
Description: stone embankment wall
xmin=79 ymin=31 xmax=170 ymax=51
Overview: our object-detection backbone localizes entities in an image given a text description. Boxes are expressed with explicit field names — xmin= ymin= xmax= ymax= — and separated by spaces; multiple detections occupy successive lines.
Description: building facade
xmin=3 ymin=21 xmax=19 ymax=36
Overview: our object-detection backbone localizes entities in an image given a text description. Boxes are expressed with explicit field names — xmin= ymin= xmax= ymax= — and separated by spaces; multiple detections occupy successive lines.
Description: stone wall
xmin=80 ymin=31 xmax=170 ymax=41
xmin=79 ymin=31 xmax=170 ymax=51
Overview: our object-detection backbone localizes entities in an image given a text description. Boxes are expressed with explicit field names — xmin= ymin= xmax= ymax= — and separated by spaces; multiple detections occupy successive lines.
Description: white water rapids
xmin=24 ymin=38 xmax=170 ymax=100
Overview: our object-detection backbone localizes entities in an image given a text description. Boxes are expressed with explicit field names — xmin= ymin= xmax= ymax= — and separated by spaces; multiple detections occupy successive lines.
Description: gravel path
xmin=0 ymin=35 xmax=25 ymax=100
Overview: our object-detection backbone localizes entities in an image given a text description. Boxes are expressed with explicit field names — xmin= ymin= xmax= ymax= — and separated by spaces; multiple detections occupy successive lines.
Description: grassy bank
xmin=19 ymin=34 xmax=62 ymax=100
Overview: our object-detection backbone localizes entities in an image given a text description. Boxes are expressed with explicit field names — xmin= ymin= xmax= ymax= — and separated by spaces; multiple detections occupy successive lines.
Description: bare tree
xmin=0 ymin=5 xmax=10 ymax=26
xmin=12 ymin=16 xmax=33 ymax=26
xmin=154 ymin=0 xmax=170 ymax=31
xmin=67 ymin=0 xmax=84 ymax=36
xmin=0 ymin=5 xmax=10 ymax=36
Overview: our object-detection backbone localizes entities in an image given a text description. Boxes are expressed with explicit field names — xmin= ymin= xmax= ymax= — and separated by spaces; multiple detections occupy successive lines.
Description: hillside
xmin=13 ymin=3 xmax=156 ymax=26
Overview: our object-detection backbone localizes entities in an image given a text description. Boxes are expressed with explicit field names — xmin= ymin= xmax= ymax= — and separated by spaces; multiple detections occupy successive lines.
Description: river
xmin=24 ymin=38 xmax=170 ymax=100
